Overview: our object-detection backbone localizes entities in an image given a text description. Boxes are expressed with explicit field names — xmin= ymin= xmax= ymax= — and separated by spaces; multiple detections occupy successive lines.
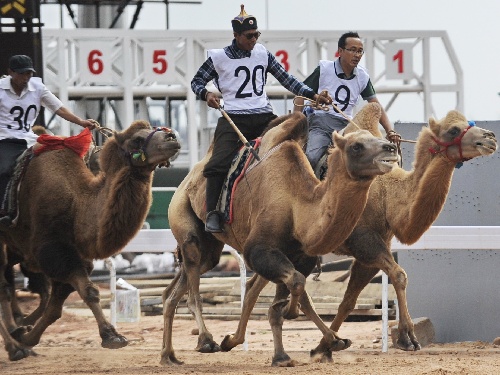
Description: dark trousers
xmin=203 ymin=112 xmax=277 ymax=212
xmin=0 ymin=139 xmax=27 ymax=213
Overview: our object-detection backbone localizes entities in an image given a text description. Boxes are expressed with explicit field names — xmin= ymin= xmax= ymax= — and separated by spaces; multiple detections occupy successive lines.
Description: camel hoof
xmin=310 ymin=348 xmax=333 ymax=363
xmin=8 ymin=347 xmax=36 ymax=361
xmin=220 ymin=334 xmax=237 ymax=352
xmin=329 ymin=338 xmax=351 ymax=352
xmin=397 ymin=336 xmax=420 ymax=351
xmin=101 ymin=335 xmax=128 ymax=349
xmin=272 ymin=353 xmax=299 ymax=367
xmin=159 ymin=354 xmax=184 ymax=366
xmin=198 ymin=341 xmax=221 ymax=353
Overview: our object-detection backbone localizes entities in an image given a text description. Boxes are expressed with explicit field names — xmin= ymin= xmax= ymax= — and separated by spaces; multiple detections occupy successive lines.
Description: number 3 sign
xmin=385 ymin=42 xmax=413 ymax=80
xmin=79 ymin=41 xmax=113 ymax=83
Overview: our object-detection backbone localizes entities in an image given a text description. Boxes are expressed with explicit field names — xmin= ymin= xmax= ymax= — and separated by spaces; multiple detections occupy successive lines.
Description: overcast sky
xmin=41 ymin=0 xmax=500 ymax=122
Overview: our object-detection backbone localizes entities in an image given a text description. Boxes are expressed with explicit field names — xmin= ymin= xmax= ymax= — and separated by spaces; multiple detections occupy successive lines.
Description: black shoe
xmin=0 ymin=215 xmax=12 ymax=230
xmin=205 ymin=211 xmax=223 ymax=233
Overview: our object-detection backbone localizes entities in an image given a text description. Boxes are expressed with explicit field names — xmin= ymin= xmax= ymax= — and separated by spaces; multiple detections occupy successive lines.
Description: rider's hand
xmin=314 ymin=91 xmax=332 ymax=106
xmin=82 ymin=119 xmax=99 ymax=130
xmin=386 ymin=129 xmax=401 ymax=144
xmin=205 ymin=92 xmax=221 ymax=109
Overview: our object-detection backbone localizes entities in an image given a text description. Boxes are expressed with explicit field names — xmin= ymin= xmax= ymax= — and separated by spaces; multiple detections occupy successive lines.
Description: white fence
xmin=106 ymin=226 xmax=500 ymax=352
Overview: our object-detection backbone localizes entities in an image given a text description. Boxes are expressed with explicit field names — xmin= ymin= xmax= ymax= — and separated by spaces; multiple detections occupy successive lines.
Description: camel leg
xmin=245 ymin=246 xmax=306 ymax=320
xmin=268 ymin=282 xmax=299 ymax=367
xmin=377 ymin=255 xmax=420 ymax=351
xmin=0 ymin=246 xmax=35 ymax=360
xmin=0 ymin=246 xmax=22 ymax=333
xmin=220 ymin=273 xmax=269 ymax=351
xmin=160 ymin=231 xmax=224 ymax=365
xmin=161 ymin=268 xmax=189 ymax=365
xmin=310 ymin=260 xmax=378 ymax=362
xmin=0 ymin=306 xmax=34 ymax=361
xmin=18 ymin=271 xmax=50 ymax=326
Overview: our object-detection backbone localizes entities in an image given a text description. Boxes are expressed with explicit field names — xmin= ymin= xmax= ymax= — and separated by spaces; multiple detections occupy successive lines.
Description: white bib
xmin=0 ymin=77 xmax=62 ymax=146
xmin=318 ymin=60 xmax=370 ymax=119
xmin=209 ymin=44 xmax=269 ymax=111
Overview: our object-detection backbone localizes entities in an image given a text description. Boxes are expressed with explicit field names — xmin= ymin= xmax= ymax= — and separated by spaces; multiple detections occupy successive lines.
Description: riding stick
xmin=218 ymin=106 xmax=261 ymax=161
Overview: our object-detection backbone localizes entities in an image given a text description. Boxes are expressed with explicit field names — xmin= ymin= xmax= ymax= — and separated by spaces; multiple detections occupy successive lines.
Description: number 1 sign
xmin=385 ymin=42 xmax=413 ymax=80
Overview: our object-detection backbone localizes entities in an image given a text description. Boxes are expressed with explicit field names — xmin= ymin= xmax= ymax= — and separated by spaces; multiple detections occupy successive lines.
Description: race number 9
xmin=385 ymin=42 xmax=413 ymax=80
xmin=79 ymin=42 xmax=112 ymax=83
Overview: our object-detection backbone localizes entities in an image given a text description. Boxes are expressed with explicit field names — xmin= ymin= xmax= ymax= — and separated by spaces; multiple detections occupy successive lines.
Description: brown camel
xmin=161 ymin=108 xmax=398 ymax=366
xmin=0 ymin=121 xmax=180 ymax=361
xmin=218 ymin=108 xmax=498 ymax=362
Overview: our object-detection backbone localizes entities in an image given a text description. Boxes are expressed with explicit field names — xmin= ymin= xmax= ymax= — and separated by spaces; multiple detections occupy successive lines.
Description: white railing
xmin=107 ymin=226 xmax=500 ymax=352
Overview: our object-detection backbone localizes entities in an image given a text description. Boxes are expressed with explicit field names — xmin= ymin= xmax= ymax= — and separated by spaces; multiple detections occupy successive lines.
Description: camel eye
xmin=351 ymin=143 xmax=363 ymax=152
xmin=448 ymin=126 xmax=461 ymax=137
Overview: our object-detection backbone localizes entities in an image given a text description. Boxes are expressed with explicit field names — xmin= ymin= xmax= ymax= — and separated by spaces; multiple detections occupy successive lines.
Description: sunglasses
xmin=242 ymin=31 xmax=261 ymax=40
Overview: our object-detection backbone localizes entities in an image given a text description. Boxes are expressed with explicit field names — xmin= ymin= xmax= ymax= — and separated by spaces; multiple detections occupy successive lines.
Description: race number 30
xmin=385 ymin=42 xmax=413 ymax=80
xmin=79 ymin=42 xmax=113 ymax=83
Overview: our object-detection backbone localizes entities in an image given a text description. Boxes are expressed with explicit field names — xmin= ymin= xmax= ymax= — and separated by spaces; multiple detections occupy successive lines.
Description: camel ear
xmin=332 ymin=131 xmax=346 ymax=149
xmin=428 ymin=117 xmax=439 ymax=133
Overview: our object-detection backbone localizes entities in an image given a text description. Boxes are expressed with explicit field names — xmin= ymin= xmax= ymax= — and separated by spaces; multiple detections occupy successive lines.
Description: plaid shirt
xmin=191 ymin=39 xmax=316 ymax=115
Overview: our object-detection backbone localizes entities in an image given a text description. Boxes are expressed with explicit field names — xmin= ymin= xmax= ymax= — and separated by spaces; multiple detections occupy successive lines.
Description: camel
xmin=0 ymin=121 xmax=180 ymax=361
xmin=161 ymin=108 xmax=399 ymax=366
xmin=217 ymin=108 xmax=498 ymax=362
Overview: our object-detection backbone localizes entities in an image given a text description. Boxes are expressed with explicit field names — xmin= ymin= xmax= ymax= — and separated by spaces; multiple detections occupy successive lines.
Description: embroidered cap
xmin=9 ymin=55 xmax=36 ymax=74
xmin=231 ymin=4 xmax=258 ymax=33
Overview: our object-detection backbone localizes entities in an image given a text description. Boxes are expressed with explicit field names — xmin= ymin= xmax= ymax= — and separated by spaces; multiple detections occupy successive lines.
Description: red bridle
xmin=429 ymin=124 xmax=474 ymax=165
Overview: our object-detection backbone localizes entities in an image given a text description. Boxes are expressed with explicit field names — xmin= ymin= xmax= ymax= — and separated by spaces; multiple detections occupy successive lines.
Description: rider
xmin=191 ymin=4 xmax=332 ymax=233
xmin=0 ymin=55 xmax=97 ymax=229
xmin=294 ymin=31 xmax=399 ymax=171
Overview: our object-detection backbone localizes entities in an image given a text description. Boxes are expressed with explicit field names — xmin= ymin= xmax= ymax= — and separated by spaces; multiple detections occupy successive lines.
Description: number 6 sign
xmin=385 ymin=42 xmax=413 ymax=80
xmin=79 ymin=41 xmax=113 ymax=83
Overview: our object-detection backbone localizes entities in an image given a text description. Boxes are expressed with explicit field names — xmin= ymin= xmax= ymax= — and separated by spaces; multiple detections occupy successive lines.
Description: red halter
xmin=429 ymin=124 xmax=474 ymax=165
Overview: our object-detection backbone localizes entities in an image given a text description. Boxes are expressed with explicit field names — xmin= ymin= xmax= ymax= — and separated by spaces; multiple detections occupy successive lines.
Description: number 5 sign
xmin=385 ymin=42 xmax=413 ymax=80
xmin=142 ymin=42 xmax=177 ymax=84
xmin=79 ymin=41 xmax=113 ymax=84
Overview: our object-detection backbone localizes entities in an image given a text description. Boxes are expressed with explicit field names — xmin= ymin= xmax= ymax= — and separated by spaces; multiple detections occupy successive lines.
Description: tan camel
xmin=161 ymin=108 xmax=398 ymax=366
xmin=218 ymin=109 xmax=498 ymax=362
xmin=0 ymin=121 xmax=180 ymax=361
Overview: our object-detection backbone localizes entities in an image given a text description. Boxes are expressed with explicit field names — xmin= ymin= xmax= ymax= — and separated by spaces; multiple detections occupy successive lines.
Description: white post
xmin=382 ymin=272 xmax=389 ymax=353
xmin=105 ymin=258 xmax=117 ymax=327
xmin=226 ymin=248 xmax=248 ymax=351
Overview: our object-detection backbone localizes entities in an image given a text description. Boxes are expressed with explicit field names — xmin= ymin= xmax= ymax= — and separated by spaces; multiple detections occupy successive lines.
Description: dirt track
xmin=2 ymin=301 xmax=499 ymax=375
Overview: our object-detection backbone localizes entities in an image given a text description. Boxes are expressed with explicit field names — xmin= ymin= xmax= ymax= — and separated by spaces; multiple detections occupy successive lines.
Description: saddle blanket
xmin=218 ymin=138 xmax=261 ymax=224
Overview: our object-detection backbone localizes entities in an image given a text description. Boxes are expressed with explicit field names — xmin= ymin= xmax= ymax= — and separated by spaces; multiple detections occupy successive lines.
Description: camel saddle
xmin=218 ymin=137 xmax=261 ymax=224
xmin=0 ymin=129 xmax=92 ymax=227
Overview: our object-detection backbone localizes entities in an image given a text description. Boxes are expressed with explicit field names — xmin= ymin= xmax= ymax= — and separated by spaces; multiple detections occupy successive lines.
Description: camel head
xmin=100 ymin=120 xmax=181 ymax=171
xmin=332 ymin=130 xmax=398 ymax=179
xmin=427 ymin=110 xmax=497 ymax=162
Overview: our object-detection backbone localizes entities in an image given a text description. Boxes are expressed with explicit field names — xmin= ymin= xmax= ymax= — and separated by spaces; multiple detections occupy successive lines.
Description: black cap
xmin=231 ymin=4 xmax=258 ymax=33
xmin=9 ymin=55 xmax=36 ymax=74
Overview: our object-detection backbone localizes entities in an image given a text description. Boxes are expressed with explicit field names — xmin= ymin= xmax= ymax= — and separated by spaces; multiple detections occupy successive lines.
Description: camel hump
xmin=344 ymin=102 xmax=383 ymax=138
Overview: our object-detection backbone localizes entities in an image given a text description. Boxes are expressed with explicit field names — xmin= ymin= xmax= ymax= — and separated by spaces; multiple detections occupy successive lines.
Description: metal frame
xmin=41 ymin=29 xmax=463 ymax=169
